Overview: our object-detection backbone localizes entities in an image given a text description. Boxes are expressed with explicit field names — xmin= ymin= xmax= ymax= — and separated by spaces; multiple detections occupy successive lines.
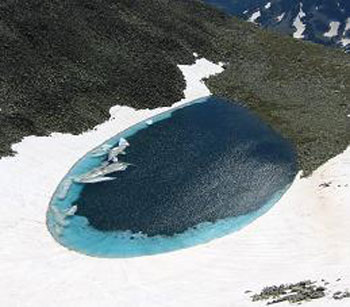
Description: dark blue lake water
xmin=47 ymin=96 xmax=297 ymax=257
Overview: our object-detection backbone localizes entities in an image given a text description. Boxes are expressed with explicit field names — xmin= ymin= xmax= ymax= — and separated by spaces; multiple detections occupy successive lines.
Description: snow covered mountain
xmin=204 ymin=0 xmax=350 ymax=49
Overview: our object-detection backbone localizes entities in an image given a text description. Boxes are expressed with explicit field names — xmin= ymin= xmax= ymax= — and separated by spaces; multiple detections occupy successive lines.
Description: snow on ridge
xmin=324 ymin=21 xmax=341 ymax=38
xmin=345 ymin=17 xmax=350 ymax=32
xmin=293 ymin=3 xmax=306 ymax=39
xmin=264 ymin=2 xmax=271 ymax=10
xmin=248 ymin=10 xmax=261 ymax=23
xmin=276 ymin=12 xmax=285 ymax=23
xmin=341 ymin=38 xmax=350 ymax=47
xmin=340 ymin=18 xmax=350 ymax=46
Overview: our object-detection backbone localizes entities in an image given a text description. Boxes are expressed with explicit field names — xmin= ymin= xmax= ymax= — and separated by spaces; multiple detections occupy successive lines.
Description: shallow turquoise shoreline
xmin=47 ymin=96 xmax=295 ymax=258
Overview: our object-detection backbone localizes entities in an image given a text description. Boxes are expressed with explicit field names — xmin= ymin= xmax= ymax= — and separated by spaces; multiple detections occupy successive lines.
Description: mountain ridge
xmin=203 ymin=0 xmax=350 ymax=49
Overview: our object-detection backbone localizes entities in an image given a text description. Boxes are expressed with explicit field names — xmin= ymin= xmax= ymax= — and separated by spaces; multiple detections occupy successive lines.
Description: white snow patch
xmin=276 ymin=12 xmax=285 ymax=22
xmin=340 ymin=37 xmax=350 ymax=47
xmin=293 ymin=4 xmax=306 ymax=39
xmin=178 ymin=59 xmax=223 ymax=100
xmin=324 ymin=21 xmax=341 ymax=38
xmin=248 ymin=10 xmax=261 ymax=23
xmin=1 ymin=58 xmax=350 ymax=306
xmin=345 ymin=17 xmax=350 ymax=32
xmin=340 ymin=18 xmax=350 ymax=46
xmin=264 ymin=2 xmax=271 ymax=9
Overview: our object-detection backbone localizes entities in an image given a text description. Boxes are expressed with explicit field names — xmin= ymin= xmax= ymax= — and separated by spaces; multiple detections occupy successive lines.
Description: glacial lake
xmin=47 ymin=96 xmax=297 ymax=258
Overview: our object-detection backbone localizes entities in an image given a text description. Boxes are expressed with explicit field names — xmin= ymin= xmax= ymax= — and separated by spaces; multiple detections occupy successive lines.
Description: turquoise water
xmin=47 ymin=96 xmax=296 ymax=258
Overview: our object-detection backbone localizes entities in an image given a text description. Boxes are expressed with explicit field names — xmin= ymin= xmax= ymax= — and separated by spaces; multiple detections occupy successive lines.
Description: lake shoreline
xmin=0 ymin=59 xmax=349 ymax=306
xmin=47 ymin=96 xmax=296 ymax=257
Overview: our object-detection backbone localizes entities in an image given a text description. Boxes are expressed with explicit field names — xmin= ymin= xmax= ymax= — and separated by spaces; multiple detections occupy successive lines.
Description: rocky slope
xmin=0 ymin=0 xmax=349 ymax=175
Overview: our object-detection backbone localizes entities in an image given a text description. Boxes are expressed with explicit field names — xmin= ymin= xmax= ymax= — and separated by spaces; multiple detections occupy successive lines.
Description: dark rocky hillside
xmin=0 ymin=0 xmax=349 ymax=175
xmin=0 ymin=0 xmax=223 ymax=156
xmin=206 ymin=27 xmax=350 ymax=175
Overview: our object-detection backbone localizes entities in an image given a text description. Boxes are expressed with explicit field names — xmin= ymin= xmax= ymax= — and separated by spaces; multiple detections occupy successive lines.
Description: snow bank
xmin=0 ymin=57 xmax=350 ymax=306
xmin=293 ymin=3 xmax=306 ymax=39
xmin=324 ymin=21 xmax=340 ymax=38
xmin=248 ymin=11 xmax=261 ymax=24
xmin=276 ymin=12 xmax=285 ymax=23
xmin=340 ymin=18 xmax=350 ymax=47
